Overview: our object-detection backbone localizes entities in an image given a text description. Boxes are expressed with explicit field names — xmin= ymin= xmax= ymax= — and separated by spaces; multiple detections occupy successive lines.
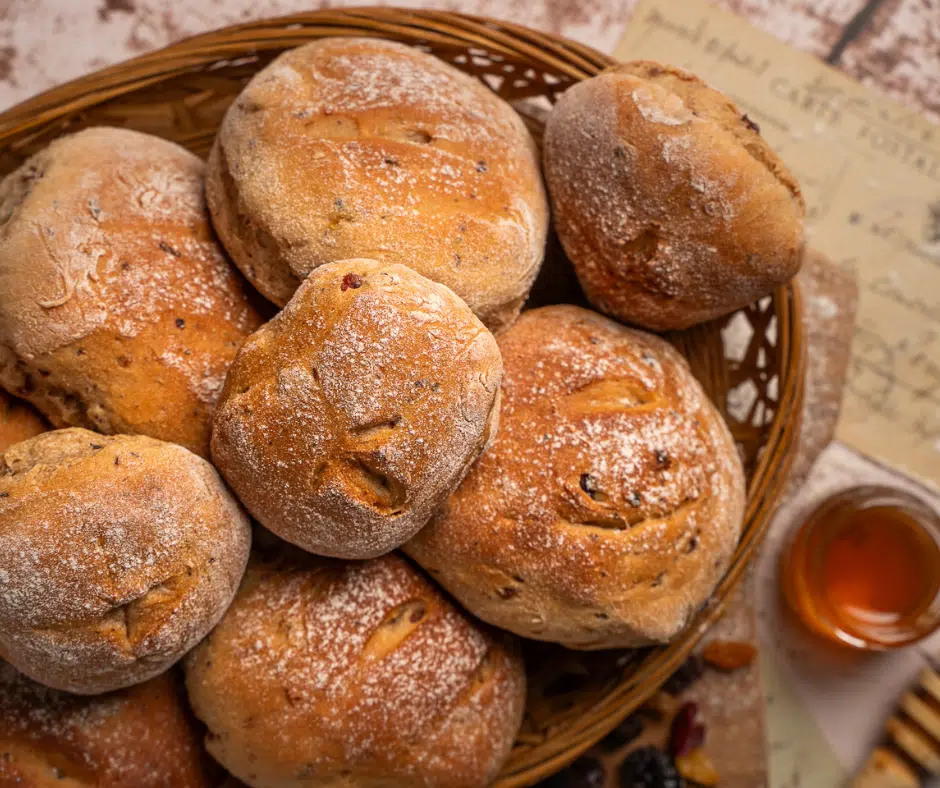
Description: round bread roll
xmin=0 ymin=127 xmax=264 ymax=458
xmin=211 ymin=258 xmax=502 ymax=559
xmin=0 ymin=428 xmax=252 ymax=694
xmin=0 ymin=663 xmax=220 ymax=787
xmin=206 ymin=37 xmax=548 ymax=332
xmin=184 ymin=548 xmax=525 ymax=788
xmin=543 ymin=61 xmax=805 ymax=330
xmin=405 ymin=305 xmax=746 ymax=649
xmin=0 ymin=390 xmax=46 ymax=453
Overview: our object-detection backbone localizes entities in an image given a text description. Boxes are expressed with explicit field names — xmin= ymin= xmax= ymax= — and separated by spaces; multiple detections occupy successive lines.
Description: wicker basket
xmin=0 ymin=9 xmax=805 ymax=786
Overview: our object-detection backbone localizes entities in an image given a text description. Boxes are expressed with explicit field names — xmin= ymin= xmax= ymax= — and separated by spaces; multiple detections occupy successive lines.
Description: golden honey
xmin=781 ymin=486 xmax=940 ymax=650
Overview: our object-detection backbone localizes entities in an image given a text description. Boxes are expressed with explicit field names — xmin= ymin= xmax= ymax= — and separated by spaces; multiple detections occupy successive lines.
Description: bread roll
xmin=405 ymin=305 xmax=746 ymax=649
xmin=185 ymin=548 xmax=525 ymax=788
xmin=206 ymin=37 xmax=548 ymax=332
xmin=0 ymin=390 xmax=46 ymax=452
xmin=543 ymin=61 xmax=804 ymax=330
xmin=0 ymin=127 xmax=264 ymax=458
xmin=211 ymin=258 xmax=502 ymax=559
xmin=0 ymin=428 xmax=251 ymax=694
xmin=0 ymin=663 xmax=220 ymax=786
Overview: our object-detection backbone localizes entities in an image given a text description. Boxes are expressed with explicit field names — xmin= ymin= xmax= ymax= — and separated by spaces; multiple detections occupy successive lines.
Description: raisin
xmin=661 ymin=657 xmax=704 ymax=696
xmin=580 ymin=473 xmax=600 ymax=498
xmin=702 ymin=640 xmax=757 ymax=671
xmin=742 ymin=114 xmax=760 ymax=133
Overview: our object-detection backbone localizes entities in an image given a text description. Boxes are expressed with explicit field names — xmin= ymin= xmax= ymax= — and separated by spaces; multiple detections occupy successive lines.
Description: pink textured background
xmin=0 ymin=0 xmax=938 ymax=120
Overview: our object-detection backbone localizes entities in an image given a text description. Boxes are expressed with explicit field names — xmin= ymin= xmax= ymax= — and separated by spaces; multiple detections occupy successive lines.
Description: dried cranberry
xmin=340 ymin=273 xmax=363 ymax=291
xmin=670 ymin=701 xmax=705 ymax=758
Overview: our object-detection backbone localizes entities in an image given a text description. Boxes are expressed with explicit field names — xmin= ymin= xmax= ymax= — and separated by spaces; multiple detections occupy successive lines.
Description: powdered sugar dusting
xmin=0 ymin=663 xmax=214 ymax=785
xmin=406 ymin=306 xmax=746 ymax=649
xmin=210 ymin=37 xmax=547 ymax=329
xmin=185 ymin=551 xmax=524 ymax=787
xmin=212 ymin=259 xmax=502 ymax=560
xmin=0 ymin=127 xmax=263 ymax=456
xmin=543 ymin=64 xmax=803 ymax=330
xmin=632 ymin=85 xmax=694 ymax=126
xmin=0 ymin=429 xmax=251 ymax=694
xmin=0 ymin=127 xmax=258 ymax=358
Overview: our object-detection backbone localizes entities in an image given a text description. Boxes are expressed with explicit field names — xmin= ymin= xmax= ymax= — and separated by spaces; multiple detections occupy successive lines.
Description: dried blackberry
xmin=619 ymin=746 xmax=684 ymax=788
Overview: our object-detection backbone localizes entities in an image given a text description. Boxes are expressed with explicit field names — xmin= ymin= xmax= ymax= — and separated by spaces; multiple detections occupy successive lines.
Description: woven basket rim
xmin=0 ymin=11 xmax=806 ymax=785
xmin=0 ymin=6 xmax=614 ymax=138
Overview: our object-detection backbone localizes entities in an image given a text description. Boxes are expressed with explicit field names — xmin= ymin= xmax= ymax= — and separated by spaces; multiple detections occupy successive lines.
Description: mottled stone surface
xmin=839 ymin=0 xmax=940 ymax=121
xmin=1 ymin=0 xmax=938 ymax=121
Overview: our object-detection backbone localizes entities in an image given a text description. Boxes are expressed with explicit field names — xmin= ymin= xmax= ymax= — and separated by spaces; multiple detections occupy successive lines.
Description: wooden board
xmin=564 ymin=579 xmax=767 ymax=788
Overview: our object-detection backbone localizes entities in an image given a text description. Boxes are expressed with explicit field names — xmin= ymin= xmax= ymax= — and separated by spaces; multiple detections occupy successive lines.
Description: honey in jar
xmin=781 ymin=485 xmax=940 ymax=650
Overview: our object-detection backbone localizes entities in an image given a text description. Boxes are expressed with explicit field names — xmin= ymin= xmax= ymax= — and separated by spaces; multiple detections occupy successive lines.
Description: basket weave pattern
xmin=0 ymin=9 xmax=805 ymax=785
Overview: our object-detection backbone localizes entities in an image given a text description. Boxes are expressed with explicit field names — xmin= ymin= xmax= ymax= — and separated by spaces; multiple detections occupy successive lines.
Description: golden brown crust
xmin=206 ymin=37 xmax=548 ymax=332
xmin=0 ymin=428 xmax=252 ymax=694
xmin=0 ymin=664 xmax=220 ymax=787
xmin=184 ymin=549 xmax=526 ymax=788
xmin=405 ymin=305 xmax=746 ymax=649
xmin=543 ymin=60 xmax=805 ymax=331
xmin=0 ymin=127 xmax=264 ymax=458
xmin=211 ymin=258 xmax=502 ymax=559
xmin=0 ymin=391 xmax=46 ymax=453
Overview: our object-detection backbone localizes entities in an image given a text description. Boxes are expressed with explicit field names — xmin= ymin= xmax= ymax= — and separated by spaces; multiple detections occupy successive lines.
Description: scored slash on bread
xmin=0 ymin=429 xmax=251 ymax=695
xmin=210 ymin=258 xmax=502 ymax=559
xmin=405 ymin=304 xmax=746 ymax=649
xmin=184 ymin=549 xmax=526 ymax=788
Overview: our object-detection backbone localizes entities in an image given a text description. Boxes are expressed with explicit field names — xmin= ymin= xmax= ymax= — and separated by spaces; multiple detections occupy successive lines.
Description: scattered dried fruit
xmin=662 ymin=657 xmax=704 ymax=696
xmin=675 ymin=747 xmax=719 ymax=786
xmin=580 ymin=473 xmax=600 ymax=497
xmin=340 ymin=272 xmax=363 ymax=291
xmin=619 ymin=746 xmax=684 ymax=788
xmin=702 ymin=640 xmax=757 ymax=672
xmin=670 ymin=701 xmax=705 ymax=757
xmin=599 ymin=712 xmax=644 ymax=751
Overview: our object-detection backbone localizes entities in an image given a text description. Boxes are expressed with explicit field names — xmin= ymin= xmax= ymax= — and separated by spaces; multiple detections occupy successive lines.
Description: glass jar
xmin=780 ymin=485 xmax=940 ymax=650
